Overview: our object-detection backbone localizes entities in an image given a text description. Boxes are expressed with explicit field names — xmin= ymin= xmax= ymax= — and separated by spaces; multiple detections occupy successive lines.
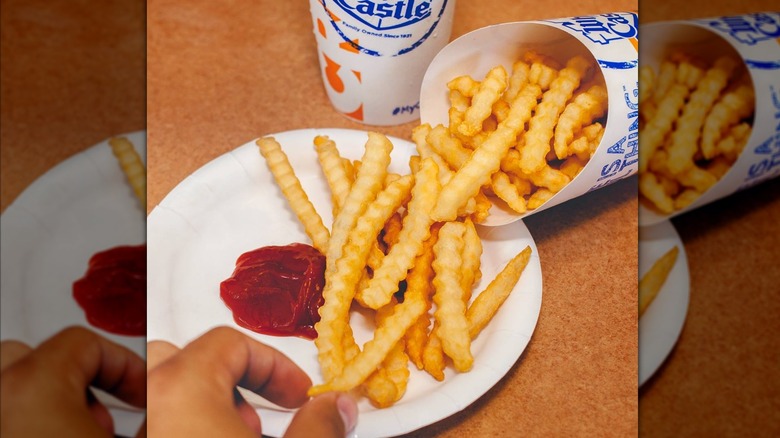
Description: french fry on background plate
xmin=639 ymin=246 xmax=679 ymax=317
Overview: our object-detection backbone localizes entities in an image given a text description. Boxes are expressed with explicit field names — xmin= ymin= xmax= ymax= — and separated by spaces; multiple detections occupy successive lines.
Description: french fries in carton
xmin=420 ymin=12 xmax=639 ymax=226
xmin=639 ymin=13 xmax=780 ymax=227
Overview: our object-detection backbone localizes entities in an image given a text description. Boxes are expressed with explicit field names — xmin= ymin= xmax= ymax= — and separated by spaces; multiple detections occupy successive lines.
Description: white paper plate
xmin=147 ymin=128 xmax=543 ymax=438
xmin=638 ymin=220 xmax=690 ymax=386
xmin=0 ymin=131 xmax=147 ymax=436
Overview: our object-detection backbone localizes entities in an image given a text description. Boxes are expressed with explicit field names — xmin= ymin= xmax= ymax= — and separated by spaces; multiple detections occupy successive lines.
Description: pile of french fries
xmin=257 ymin=132 xmax=531 ymax=408
xmin=253 ymin=49 xmax=618 ymax=407
xmin=639 ymin=52 xmax=754 ymax=213
xmin=414 ymin=50 xmax=608 ymax=218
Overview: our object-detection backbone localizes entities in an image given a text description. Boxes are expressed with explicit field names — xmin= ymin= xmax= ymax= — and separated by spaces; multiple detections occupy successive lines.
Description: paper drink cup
xmin=420 ymin=12 xmax=639 ymax=226
xmin=638 ymin=13 xmax=780 ymax=227
xmin=308 ymin=0 xmax=456 ymax=126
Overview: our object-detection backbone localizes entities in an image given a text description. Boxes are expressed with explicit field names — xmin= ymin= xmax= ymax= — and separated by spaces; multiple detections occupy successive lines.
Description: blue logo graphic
xmin=332 ymin=0 xmax=433 ymax=31
xmin=704 ymin=13 xmax=780 ymax=46
xmin=547 ymin=12 xmax=638 ymax=45
xmin=597 ymin=59 xmax=638 ymax=70
xmin=744 ymin=59 xmax=780 ymax=70
xmin=324 ymin=0 xmax=448 ymax=57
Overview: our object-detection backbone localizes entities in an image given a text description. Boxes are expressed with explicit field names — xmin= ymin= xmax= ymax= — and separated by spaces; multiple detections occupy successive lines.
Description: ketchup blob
xmin=72 ymin=244 xmax=146 ymax=336
xmin=220 ymin=243 xmax=325 ymax=340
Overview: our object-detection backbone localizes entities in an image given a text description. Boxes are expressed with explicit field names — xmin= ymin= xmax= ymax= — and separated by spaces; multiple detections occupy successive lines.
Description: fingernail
xmin=336 ymin=393 xmax=358 ymax=433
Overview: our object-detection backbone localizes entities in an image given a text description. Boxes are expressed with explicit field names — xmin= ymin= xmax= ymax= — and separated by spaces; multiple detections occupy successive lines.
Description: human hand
xmin=146 ymin=326 xmax=358 ymax=437
xmin=0 ymin=326 xmax=147 ymax=437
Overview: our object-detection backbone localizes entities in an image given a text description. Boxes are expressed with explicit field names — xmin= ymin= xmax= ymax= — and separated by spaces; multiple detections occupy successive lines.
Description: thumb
xmin=284 ymin=392 xmax=357 ymax=438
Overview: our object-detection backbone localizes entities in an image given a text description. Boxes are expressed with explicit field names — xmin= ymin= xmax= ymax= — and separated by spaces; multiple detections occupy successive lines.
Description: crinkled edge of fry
xmin=639 ymin=246 xmax=679 ymax=316
xmin=360 ymin=158 xmax=440 ymax=309
xmin=257 ymin=137 xmax=330 ymax=253
xmin=109 ymin=136 xmax=146 ymax=208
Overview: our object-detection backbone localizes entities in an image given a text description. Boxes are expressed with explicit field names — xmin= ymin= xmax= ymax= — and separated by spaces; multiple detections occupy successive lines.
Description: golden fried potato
xmin=639 ymin=246 xmax=679 ymax=316
xmin=109 ymin=137 xmax=146 ymax=208
xmin=257 ymin=137 xmax=330 ymax=253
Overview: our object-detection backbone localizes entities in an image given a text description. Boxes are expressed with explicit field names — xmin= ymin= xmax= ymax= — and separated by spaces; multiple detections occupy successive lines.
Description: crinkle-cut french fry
xmin=715 ymin=122 xmax=751 ymax=162
xmin=362 ymin=366 xmax=397 ymax=409
xmin=673 ymin=189 xmax=701 ymax=210
xmin=308 ymin=278 xmax=428 ymax=396
xmin=639 ymin=172 xmax=674 ymax=214
xmin=471 ymin=190 xmax=492 ymax=224
xmin=638 ymin=83 xmax=689 ymax=173
xmin=458 ymin=66 xmax=508 ymax=137
xmin=674 ymin=59 xmax=705 ymax=90
xmin=654 ymin=60 xmax=677 ymax=100
xmin=528 ymin=164 xmax=571 ymax=193
xmin=706 ymin=156 xmax=735 ymax=180
xmin=342 ymin=157 xmax=356 ymax=185
xmin=325 ymin=132 xmax=392 ymax=274
xmin=639 ymin=246 xmax=679 ymax=316
xmin=412 ymin=123 xmax=454 ymax=185
xmin=492 ymin=99 xmax=511 ymax=123
xmin=363 ymin=299 xmax=410 ymax=408
xmin=382 ymin=211 xmax=404 ymax=250
xmin=527 ymin=188 xmax=554 ymax=210
xmin=508 ymin=172 xmax=533 ymax=198
xmin=503 ymin=60 xmax=531 ymax=104
xmin=560 ymin=155 xmax=587 ymax=180
xmin=467 ymin=246 xmax=532 ymax=339
xmin=404 ymin=223 xmax=440 ymax=370
xmin=491 ymin=171 xmax=527 ymax=214
xmin=500 ymin=148 xmax=523 ymax=175
xmin=519 ymin=56 xmax=591 ymax=175
xmin=526 ymin=53 xmax=561 ymax=91
xmin=648 ymin=149 xmax=673 ymax=177
xmin=584 ymin=122 xmax=606 ymax=158
xmin=109 ymin=137 xmax=146 ymax=209
xmin=461 ymin=217 xmax=482 ymax=299
xmin=667 ymin=57 xmax=737 ymax=173
xmin=676 ymin=165 xmax=717 ymax=193
xmin=361 ymin=158 xmax=440 ymax=309
xmin=257 ymin=137 xmax=330 ymax=253
xmin=448 ymin=89 xmax=471 ymax=143
xmin=314 ymin=135 xmax=352 ymax=218
xmin=432 ymin=84 xmax=542 ymax=222
xmin=422 ymin=322 xmax=446 ymax=381
xmin=641 ymin=100 xmax=658 ymax=128
xmin=447 ymin=75 xmax=480 ymax=97
xmin=315 ymin=173 xmax=412 ymax=381
xmin=427 ymin=124 xmax=472 ymax=170
xmin=701 ymin=83 xmax=755 ymax=157
xmin=553 ymin=84 xmax=608 ymax=159
xmin=432 ymin=221 xmax=472 ymax=372
xmin=366 ymin=241 xmax=385 ymax=272
xmin=658 ymin=174 xmax=681 ymax=197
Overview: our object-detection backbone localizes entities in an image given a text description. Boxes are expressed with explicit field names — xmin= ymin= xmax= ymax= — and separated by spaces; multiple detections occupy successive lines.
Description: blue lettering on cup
xmin=322 ymin=0 xmax=449 ymax=57
xmin=704 ymin=13 xmax=780 ymax=46
xmin=546 ymin=12 xmax=638 ymax=45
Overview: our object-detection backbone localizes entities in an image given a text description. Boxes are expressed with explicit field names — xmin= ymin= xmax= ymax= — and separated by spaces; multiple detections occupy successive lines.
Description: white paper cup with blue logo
xmin=639 ymin=12 xmax=780 ymax=227
xmin=420 ymin=12 xmax=639 ymax=226
xmin=308 ymin=0 xmax=455 ymax=126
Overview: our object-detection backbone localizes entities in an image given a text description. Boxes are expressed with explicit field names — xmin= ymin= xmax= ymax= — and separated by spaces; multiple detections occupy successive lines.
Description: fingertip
xmin=0 ymin=340 xmax=32 ymax=371
xmin=146 ymin=340 xmax=180 ymax=371
xmin=283 ymin=392 xmax=358 ymax=438
xmin=336 ymin=392 xmax=358 ymax=433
